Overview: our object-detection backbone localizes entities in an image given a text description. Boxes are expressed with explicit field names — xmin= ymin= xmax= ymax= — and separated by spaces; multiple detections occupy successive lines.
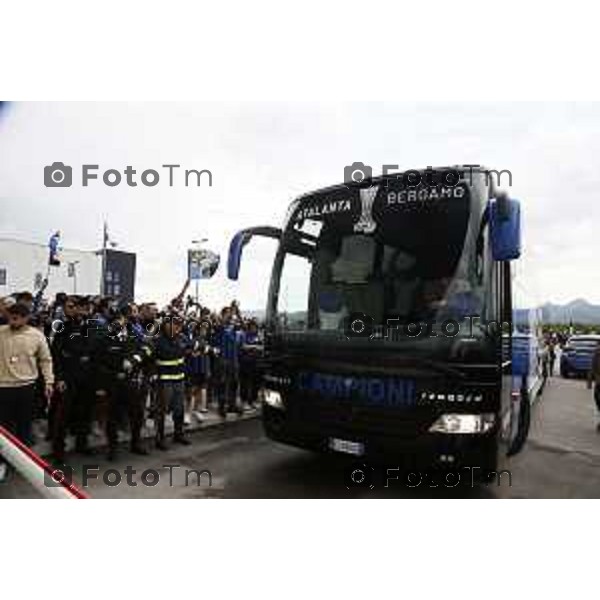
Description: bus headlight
xmin=263 ymin=389 xmax=284 ymax=410
xmin=429 ymin=413 xmax=495 ymax=434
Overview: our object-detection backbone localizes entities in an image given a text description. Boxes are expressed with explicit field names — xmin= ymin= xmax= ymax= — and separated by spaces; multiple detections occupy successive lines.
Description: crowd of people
xmin=541 ymin=329 xmax=594 ymax=377
xmin=4 ymin=280 xmax=597 ymax=480
xmin=0 ymin=279 xmax=264 ymax=475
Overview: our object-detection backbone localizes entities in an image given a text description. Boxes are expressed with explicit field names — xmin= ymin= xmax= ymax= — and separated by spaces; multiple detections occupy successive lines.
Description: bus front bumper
xmin=262 ymin=404 xmax=499 ymax=471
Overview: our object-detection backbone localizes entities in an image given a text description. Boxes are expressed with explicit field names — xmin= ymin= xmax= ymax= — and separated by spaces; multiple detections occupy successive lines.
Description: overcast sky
xmin=0 ymin=102 xmax=598 ymax=308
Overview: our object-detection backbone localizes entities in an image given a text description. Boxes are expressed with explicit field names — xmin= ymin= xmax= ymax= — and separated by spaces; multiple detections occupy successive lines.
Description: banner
xmin=188 ymin=248 xmax=220 ymax=280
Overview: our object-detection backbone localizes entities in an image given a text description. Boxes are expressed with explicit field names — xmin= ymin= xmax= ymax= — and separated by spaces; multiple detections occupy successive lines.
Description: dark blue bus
xmin=228 ymin=166 xmax=545 ymax=474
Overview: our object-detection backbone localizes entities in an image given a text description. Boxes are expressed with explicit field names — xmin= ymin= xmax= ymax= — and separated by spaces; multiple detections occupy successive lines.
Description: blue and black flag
xmin=49 ymin=231 xmax=61 ymax=266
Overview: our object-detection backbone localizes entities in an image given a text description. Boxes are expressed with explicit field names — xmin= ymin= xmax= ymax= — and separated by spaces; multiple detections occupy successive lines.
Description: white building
xmin=0 ymin=237 xmax=102 ymax=298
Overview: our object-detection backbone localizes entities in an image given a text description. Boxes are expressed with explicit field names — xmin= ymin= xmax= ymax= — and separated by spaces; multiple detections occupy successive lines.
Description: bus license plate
xmin=329 ymin=438 xmax=364 ymax=456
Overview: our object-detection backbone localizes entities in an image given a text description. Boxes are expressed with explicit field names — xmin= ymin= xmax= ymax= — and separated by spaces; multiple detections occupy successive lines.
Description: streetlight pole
xmin=191 ymin=237 xmax=208 ymax=304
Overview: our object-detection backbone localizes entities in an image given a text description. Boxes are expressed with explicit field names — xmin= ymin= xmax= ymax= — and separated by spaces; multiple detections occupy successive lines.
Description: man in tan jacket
xmin=0 ymin=303 xmax=54 ymax=448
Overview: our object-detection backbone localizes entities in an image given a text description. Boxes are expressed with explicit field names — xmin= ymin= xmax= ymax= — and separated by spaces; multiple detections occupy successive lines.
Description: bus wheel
xmin=507 ymin=389 xmax=531 ymax=457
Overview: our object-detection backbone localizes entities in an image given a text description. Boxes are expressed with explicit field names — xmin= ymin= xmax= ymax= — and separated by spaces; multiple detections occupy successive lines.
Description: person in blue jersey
xmin=184 ymin=318 xmax=212 ymax=423
xmin=48 ymin=231 xmax=61 ymax=266
xmin=239 ymin=319 xmax=261 ymax=410
xmin=213 ymin=306 xmax=243 ymax=418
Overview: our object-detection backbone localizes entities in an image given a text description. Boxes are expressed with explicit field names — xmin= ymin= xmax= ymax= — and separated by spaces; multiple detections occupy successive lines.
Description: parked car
xmin=560 ymin=334 xmax=600 ymax=378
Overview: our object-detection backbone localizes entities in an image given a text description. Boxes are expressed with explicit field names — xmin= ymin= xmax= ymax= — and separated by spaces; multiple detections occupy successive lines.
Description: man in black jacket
xmin=50 ymin=296 xmax=100 ymax=460
xmin=95 ymin=312 xmax=152 ymax=460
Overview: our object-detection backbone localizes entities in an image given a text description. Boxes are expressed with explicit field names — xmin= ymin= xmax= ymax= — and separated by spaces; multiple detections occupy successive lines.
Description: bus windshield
xmin=272 ymin=181 xmax=486 ymax=339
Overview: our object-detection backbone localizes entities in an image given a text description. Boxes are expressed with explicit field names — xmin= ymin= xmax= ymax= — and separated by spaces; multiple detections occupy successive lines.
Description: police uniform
xmin=95 ymin=321 xmax=152 ymax=458
xmin=51 ymin=316 xmax=100 ymax=458
xmin=153 ymin=328 xmax=190 ymax=448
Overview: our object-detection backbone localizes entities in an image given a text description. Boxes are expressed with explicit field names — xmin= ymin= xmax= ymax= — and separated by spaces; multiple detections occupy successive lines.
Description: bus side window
xmin=482 ymin=222 xmax=501 ymax=326
xmin=476 ymin=219 xmax=501 ymax=326
xmin=494 ymin=262 xmax=510 ymax=364
xmin=502 ymin=264 xmax=512 ymax=328
xmin=475 ymin=221 xmax=486 ymax=286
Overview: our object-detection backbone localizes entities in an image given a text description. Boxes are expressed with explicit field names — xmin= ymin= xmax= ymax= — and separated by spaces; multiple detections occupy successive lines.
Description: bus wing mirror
xmin=227 ymin=226 xmax=281 ymax=280
xmin=489 ymin=195 xmax=521 ymax=261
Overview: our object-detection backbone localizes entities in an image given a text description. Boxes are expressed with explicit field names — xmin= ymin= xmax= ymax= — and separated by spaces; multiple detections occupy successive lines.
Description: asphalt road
xmin=4 ymin=376 xmax=600 ymax=498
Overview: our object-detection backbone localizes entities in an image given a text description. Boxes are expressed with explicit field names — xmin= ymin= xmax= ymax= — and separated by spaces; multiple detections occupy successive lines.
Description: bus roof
xmin=295 ymin=165 xmax=495 ymax=204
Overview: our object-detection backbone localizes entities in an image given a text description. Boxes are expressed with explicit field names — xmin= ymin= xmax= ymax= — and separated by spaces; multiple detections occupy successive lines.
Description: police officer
xmin=95 ymin=312 xmax=152 ymax=460
xmin=154 ymin=314 xmax=190 ymax=449
xmin=50 ymin=296 xmax=100 ymax=460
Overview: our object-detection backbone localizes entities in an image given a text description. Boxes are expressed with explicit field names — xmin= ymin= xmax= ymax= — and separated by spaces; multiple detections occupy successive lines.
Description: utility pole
xmin=99 ymin=222 xmax=119 ymax=296
xmin=101 ymin=221 xmax=108 ymax=296
xmin=68 ymin=260 xmax=80 ymax=293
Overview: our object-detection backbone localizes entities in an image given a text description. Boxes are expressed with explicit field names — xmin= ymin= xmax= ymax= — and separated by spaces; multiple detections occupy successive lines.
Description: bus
xmin=227 ymin=166 xmax=545 ymax=476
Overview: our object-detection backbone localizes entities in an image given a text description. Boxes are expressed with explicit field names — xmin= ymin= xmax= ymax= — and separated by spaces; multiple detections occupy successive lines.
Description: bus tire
xmin=507 ymin=389 xmax=531 ymax=457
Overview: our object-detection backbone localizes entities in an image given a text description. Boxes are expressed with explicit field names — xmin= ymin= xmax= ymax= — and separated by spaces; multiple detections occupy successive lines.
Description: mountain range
xmin=539 ymin=299 xmax=600 ymax=325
